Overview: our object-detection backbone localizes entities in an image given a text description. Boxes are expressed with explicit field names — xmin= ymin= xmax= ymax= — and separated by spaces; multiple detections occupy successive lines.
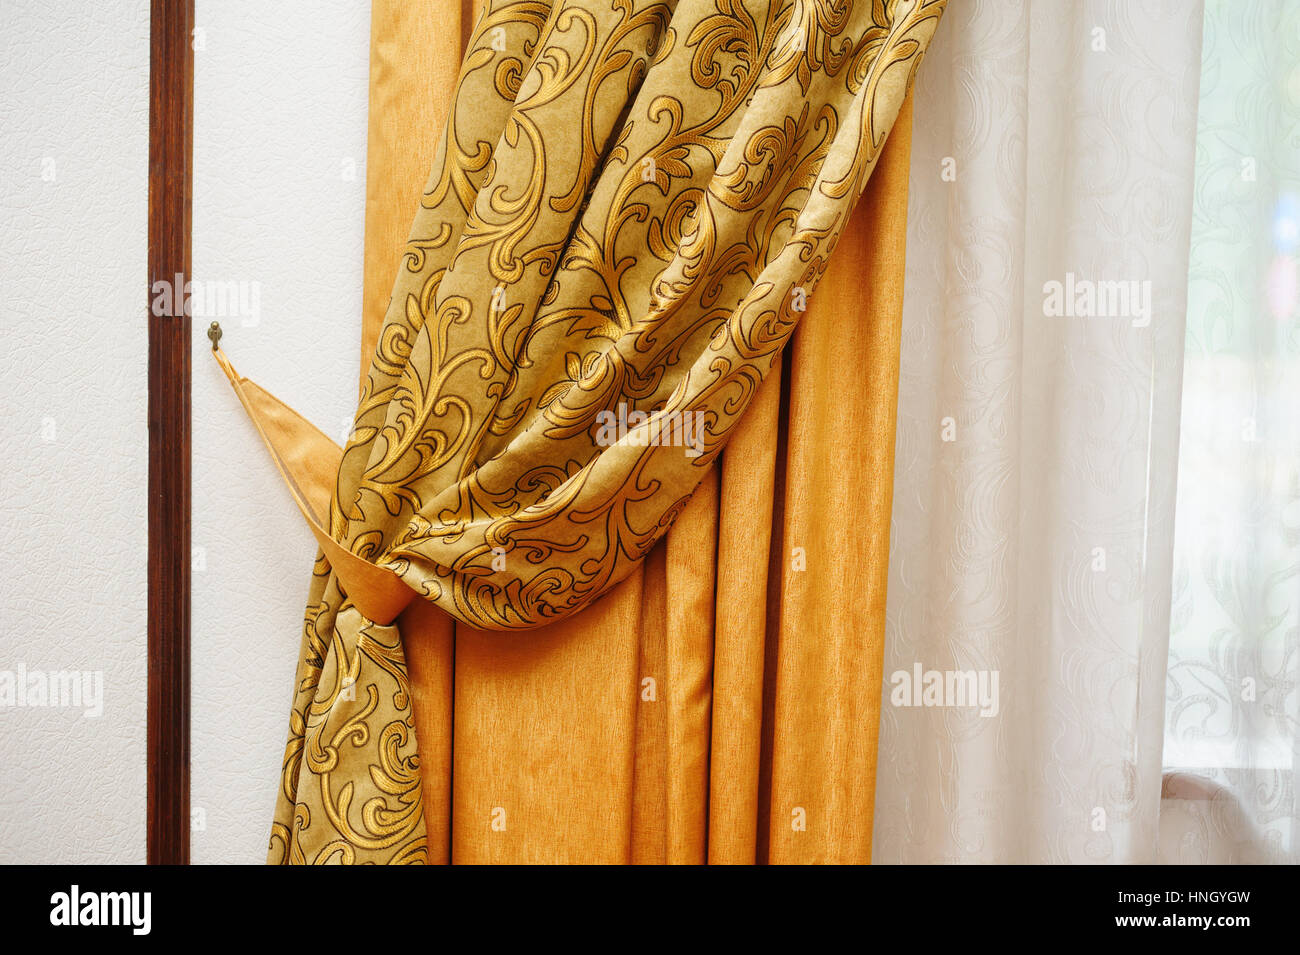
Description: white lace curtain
xmin=1160 ymin=0 xmax=1300 ymax=865
xmin=872 ymin=0 xmax=1297 ymax=864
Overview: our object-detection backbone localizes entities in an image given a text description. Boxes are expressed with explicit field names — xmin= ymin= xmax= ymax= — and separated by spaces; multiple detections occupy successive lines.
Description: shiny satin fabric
xmin=349 ymin=0 xmax=940 ymax=631
xmin=243 ymin=0 xmax=940 ymax=863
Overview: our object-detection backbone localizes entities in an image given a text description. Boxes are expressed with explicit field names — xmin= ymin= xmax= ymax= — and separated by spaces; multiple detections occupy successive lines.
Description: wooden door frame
xmin=147 ymin=0 xmax=194 ymax=865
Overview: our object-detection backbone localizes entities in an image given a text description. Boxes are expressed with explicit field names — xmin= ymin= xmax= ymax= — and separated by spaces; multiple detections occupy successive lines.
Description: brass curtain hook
xmin=207 ymin=321 xmax=223 ymax=351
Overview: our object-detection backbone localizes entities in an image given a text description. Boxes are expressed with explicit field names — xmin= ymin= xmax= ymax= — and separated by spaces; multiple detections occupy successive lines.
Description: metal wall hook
xmin=207 ymin=321 xmax=222 ymax=351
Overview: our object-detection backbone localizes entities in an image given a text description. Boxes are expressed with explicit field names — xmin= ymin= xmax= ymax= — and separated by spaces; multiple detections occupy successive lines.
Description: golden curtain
xmin=217 ymin=0 xmax=943 ymax=864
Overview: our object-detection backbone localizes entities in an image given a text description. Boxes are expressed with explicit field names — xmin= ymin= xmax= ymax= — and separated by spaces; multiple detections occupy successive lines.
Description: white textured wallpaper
xmin=0 ymin=0 xmax=150 ymax=863
xmin=190 ymin=0 xmax=371 ymax=863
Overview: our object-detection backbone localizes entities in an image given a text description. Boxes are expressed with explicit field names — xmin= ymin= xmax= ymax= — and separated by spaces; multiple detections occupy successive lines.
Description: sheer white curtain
xmin=873 ymin=0 xmax=1204 ymax=863
xmin=1159 ymin=0 xmax=1300 ymax=865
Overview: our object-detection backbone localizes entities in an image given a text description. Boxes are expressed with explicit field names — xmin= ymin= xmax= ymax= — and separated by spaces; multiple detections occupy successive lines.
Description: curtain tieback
xmin=209 ymin=338 xmax=415 ymax=625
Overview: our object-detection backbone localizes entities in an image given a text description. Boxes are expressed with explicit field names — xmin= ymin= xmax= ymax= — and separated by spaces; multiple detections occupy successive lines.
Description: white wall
xmin=0 ymin=0 xmax=373 ymax=866
xmin=190 ymin=0 xmax=371 ymax=863
xmin=0 ymin=0 xmax=150 ymax=863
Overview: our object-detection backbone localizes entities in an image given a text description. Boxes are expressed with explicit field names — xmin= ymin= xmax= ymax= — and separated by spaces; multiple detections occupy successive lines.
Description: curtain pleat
xmin=763 ymin=93 xmax=911 ymax=863
xmin=360 ymin=0 xmax=466 ymax=865
xmin=706 ymin=359 xmax=782 ymax=862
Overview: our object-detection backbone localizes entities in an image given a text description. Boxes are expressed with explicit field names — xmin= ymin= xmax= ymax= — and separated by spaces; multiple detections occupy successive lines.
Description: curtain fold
xmin=245 ymin=0 xmax=941 ymax=864
xmin=333 ymin=0 xmax=941 ymax=631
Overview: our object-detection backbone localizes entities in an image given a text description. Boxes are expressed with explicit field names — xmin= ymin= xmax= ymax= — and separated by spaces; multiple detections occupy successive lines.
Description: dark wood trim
xmin=147 ymin=0 xmax=194 ymax=865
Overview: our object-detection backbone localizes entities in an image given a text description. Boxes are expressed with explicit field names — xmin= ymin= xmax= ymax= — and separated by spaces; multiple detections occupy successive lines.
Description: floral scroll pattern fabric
xmin=269 ymin=0 xmax=944 ymax=864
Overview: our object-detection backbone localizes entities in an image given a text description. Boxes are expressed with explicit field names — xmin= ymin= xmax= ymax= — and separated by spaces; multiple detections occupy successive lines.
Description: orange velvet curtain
xmin=364 ymin=0 xmax=913 ymax=864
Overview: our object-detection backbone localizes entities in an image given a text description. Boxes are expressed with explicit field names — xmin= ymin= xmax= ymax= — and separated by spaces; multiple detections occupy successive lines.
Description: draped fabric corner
xmin=222 ymin=0 xmax=944 ymax=864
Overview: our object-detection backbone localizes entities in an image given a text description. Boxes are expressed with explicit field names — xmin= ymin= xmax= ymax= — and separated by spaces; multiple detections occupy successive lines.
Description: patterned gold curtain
xmin=218 ymin=0 xmax=944 ymax=863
